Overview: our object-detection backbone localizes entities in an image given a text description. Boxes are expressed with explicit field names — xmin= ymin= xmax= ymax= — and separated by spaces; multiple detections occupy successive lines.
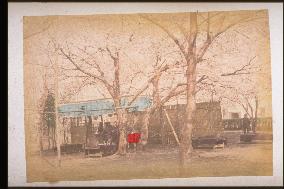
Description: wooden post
xmin=176 ymin=97 xmax=180 ymax=142
xmin=54 ymin=52 xmax=61 ymax=167
xmin=163 ymin=109 xmax=180 ymax=145
xmin=254 ymin=96 xmax=258 ymax=133
xmin=100 ymin=115 xmax=104 ymax=126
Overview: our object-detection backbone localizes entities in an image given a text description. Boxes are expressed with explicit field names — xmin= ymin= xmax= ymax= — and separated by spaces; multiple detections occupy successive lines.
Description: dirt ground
xmin=26 ymin=139 xmax=273 ymax=183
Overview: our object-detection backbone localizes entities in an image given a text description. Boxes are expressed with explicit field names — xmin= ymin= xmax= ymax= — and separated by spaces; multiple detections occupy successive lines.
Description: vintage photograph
xmin=23 ymin=9 xmax=272 ymax=182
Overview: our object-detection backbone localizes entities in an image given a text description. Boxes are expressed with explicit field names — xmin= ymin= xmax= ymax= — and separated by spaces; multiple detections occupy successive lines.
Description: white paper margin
xmin=8 ymin=2 xmax=283 ymax=186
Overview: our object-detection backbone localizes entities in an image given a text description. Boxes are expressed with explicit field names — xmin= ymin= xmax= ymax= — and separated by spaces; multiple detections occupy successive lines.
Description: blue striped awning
xmin=58 ymin=96 xmax=152 ymax=117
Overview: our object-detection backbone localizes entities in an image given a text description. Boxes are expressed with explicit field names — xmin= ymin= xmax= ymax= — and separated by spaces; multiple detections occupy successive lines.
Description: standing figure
xmin=251 ymin=118 xmax=257 ymax=133
xmin=242 ymin=114 xmax=250 ymax=134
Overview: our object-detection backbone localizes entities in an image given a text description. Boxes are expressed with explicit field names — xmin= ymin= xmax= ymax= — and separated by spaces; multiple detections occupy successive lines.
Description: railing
xmin=222 ymin=117 xmax=272 ymax=131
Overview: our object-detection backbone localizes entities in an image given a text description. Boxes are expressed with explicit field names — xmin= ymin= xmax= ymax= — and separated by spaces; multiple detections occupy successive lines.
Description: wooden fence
xmin=222 ymin=117 xmax=272 ymax=132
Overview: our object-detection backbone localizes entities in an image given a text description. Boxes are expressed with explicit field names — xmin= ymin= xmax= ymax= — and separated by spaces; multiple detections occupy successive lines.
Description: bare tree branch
xmin=196 ymin=75 xmax=208 ymax=84
xmin=127 ymin=82 xmax=151 ymax=106
xmin=59 ymin=77 xmax=91 ymax=103
xmin=158 ymin=83 xmax=187 ymax=111
xmin=140 ymin=15 xmax=187 ymax=59
xmin=106 ymin=47 xmax=119 ymax=61
xmin=76 ymin=47 xmax=106 ymax=77
xmin=222 ymin=96 xmax=252 ymax=118
xmin=59 ymin=47 xmax=114 ymax=97
xmin=127 ymin=58 xmax=181 ymax=106
xmin=221 ymin=56 xmax=256 ymax=76
xmin=197 ymin=13 xmax=264 ymax=63
xmin=244 ymin=95 xmax=254 ymax=118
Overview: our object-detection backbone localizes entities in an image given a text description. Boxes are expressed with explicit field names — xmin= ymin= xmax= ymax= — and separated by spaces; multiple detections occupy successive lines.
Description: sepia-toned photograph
xmin=23 ymin=9 xmax=273 ymax=183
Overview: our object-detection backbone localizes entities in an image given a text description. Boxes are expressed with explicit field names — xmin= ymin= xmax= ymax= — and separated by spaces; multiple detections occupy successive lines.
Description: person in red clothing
xmin=128 ymin=132 xmax=141 ymax=143
xmin=127 ymin=130 xmax=141 ymax=152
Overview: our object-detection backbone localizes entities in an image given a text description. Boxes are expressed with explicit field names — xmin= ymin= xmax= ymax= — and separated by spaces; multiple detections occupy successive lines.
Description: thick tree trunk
xmin=179 ymin=70 xmax=196 ymax=174
xmin=117 ymin=126 xmax=127 ymax=155
xmin=179 ymin=12 xmax=197 ymax=175
xmin=110 ymin=51 xmax=129 ymax=155
xmin=115 ymin=99 xmax=127 ymax=155
xmin=151 ymin=74 xmax=165 ymax=146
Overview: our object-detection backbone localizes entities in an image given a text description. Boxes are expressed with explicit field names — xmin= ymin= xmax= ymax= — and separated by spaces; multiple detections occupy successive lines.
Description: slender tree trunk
xmin=140 ymin=110 xmax=151 ymax=151
xmin=62 ymin=118 xmax=66 ymax=144
xmin=254 ymin=96 xmax=258 ymax=133
xmin=39 ymin=122 xmax=43 ymax=156
xmin=176 ymin=100 xmax=180 ymax=143
xmin=48 ymin=126 xmax=51 ymax=149
xmin=53 ymin=127 xmax=56 ymax=149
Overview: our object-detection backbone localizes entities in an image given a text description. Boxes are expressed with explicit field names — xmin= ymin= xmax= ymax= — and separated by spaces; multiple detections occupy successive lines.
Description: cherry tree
xmin=46 ymin=15 xmax=188 ymax=155
xmin=141 ymin=10 xmax=268 ymax=173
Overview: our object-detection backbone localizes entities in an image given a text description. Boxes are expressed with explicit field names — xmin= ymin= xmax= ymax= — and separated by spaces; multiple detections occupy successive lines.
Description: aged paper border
xmin=8 ymin=2 xmax=283 ymax=186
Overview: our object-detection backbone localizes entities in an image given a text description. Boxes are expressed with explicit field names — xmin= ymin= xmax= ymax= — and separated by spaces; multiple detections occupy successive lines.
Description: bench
xmin=53 ymin=144 xmax=84 ymax=154
xmin=240 ymin=133 xmax=273 ymax=143
xmin=192 ymin=136 xmax=227 ymax=149
xmin=85 ymin=146 xmax=102 ymax=157
xmin=240 ymin=133 xmax=254 ymax=143
xmin=85 ymin=134 xmax=102 ymax=157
